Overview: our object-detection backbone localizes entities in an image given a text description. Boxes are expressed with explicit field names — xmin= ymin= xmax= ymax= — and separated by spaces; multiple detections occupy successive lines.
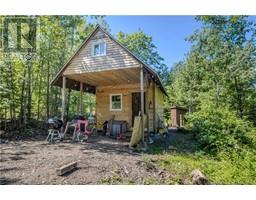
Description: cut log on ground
xmin=56 ymin=161 xmax=78 ymax=176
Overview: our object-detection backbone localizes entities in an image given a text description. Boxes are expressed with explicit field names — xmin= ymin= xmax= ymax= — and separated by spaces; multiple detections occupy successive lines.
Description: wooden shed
xmin=51 ymin=25 xmax=167 ymax=135
xmin=170 ymin=106 xmax=188 ymax=128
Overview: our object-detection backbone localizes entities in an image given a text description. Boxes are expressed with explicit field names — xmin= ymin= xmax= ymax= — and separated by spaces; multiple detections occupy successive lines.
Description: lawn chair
xmin=73 ymin=120 xmax=90 ymax=143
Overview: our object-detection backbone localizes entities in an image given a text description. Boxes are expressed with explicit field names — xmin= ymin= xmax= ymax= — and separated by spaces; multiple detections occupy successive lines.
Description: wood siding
xmin=63 ymin=29 xmax=141 ymax=76
xmin=96 ymin=84 xmax=141 ymax=130
xmin=95 ymin=82 xmax=164 ymax=132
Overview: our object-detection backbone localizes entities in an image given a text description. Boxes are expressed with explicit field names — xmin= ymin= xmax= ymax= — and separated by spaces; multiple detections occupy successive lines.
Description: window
xmin=110 ymin=94 xmax=122 ymax=111
xmin=92 ymin=40 xmax=106 ymax=56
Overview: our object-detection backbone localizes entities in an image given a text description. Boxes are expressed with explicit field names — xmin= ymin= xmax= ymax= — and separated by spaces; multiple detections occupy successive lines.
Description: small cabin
xmin=51 ymin=25 xmax=167 ymax=134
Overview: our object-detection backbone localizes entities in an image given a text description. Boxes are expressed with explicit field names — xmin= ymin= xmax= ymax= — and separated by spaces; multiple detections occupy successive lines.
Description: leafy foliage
xmin=187 ymin=102 xmax=256 ymax=154
xmin=117 ymin=30 xmax=169 ymax=85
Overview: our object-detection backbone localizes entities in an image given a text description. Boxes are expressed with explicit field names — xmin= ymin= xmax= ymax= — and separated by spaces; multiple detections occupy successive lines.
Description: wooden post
xmin=152 ymin=80 xmax=156 ymax=133
xmin=61 ymin=76 xmax=66 ymax=122
xmin=79 ymin=82 xmax=83 ymax=114
xmin=140 ymin=65 xmax=144 ymax=143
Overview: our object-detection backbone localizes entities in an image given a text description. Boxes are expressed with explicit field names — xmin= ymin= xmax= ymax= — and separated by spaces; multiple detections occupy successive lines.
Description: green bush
xmin=187 ymin=103 xmax=256 ymax=154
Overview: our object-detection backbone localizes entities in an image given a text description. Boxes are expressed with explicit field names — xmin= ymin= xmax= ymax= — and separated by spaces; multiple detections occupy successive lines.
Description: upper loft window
xmin=92 ymin=40 xmax=106 ymax=56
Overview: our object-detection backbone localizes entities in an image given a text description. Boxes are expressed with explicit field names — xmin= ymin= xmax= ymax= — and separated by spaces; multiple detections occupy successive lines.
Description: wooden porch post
xmin=140 ymin=65 xmax=144 ymax=143
xmin=79 ymin=82 xmax=83 ymax=113
xmin=61 ymin=76 xmax=66 ymax=122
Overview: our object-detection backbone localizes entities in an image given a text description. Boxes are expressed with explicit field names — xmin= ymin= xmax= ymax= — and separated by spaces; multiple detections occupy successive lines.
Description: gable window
xmin=110 ymin=94 xmax=122 ymax=111
xmin=92 ymin=40 xmax=106 ymax=56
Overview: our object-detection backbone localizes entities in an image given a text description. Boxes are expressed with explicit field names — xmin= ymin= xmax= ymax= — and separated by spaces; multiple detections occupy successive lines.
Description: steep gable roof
xmin=51 ymin=25 xmax=167 ymax=96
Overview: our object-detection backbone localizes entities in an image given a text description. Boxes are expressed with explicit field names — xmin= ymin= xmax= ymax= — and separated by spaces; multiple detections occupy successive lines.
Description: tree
xmin=116 ymin=30 xmax=169 ymax=85
xmin=190 ymin=16 xmax=256 ymax=118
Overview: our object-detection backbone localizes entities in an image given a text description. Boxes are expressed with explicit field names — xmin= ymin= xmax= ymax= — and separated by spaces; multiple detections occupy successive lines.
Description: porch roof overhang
xmin=64 ymin=67 xmax=141 ymax=88
xmin=52 ymin=75 xmax=96 ymax=94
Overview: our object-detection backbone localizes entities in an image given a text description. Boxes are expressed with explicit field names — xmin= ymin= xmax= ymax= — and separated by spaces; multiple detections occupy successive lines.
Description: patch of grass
xmin=149 ymin=151 xmax=256 ymax=184
xmin=100 ymin=175 xmax=137 ymax=185
xmin=100 ymin=175 xmax=123 ymax=184
xmin=147 ymin=145 xmax=166 ymax=154
xmin=147 ymin=131 xmax=256 ymax=184
xmin=142 ymin=177 xmax=158 ymax=185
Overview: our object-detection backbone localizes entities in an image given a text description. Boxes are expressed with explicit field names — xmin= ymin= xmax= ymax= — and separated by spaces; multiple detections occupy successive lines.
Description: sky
xmin=105 ymin=16 xmax=256 ymax=70
xmin=105 ymin=16 xmax=202 ymax=69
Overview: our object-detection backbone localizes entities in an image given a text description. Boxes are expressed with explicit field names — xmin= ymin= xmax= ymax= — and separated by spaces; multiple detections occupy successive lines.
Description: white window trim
xmin=91 ymin=39 xmax=106 ymax=57
xmin=110 ymin=94 xmax=122 ymax=111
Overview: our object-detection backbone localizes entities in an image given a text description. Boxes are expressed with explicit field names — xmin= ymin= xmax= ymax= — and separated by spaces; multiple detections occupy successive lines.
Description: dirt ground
xmin=0 ymin=135 xmax=172 ymax=185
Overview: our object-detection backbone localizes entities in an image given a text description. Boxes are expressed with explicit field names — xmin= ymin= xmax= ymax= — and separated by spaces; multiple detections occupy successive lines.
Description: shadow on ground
xmin=0 ymin=167 xmax=23 ymax=172
xmin=78 ymin=136 xmax=138 ymax=156
xmin=0 ymin=177 xmax=20 ymax=185
xmin=148 ymin=130 xmax=199 ymax=155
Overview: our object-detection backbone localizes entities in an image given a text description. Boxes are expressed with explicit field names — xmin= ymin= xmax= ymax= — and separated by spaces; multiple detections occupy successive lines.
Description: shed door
xmin=132 ymin=92 xmax=145 ymax=126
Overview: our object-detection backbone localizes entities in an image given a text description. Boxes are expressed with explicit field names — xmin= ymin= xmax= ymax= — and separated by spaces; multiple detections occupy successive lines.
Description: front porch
xmin=59 ymin=66 xmax=155 ymax=140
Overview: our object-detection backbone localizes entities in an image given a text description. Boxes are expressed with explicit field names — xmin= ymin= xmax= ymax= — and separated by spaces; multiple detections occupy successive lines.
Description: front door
xmin=132 ymin=92 xmax=145 ymax=126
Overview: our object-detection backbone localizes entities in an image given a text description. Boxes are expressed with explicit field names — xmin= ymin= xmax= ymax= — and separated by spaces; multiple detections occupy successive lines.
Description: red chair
xmin=73 ymin=120 xmax=90 ymax=142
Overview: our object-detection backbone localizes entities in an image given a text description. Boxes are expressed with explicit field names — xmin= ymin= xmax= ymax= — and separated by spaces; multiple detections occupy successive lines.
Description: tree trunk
xmin=4 ymin=107 xmax=7 ymax=131
xmin=27 ymin=58 xmax=32 ymax=122
xmin=19 ymin=65 xmax=27 ymax=129
xmin=37 ymin=62 xmax=43 ymax=121
xmin=53 ymin=88 xmax=58 ymax=117
xmin=46 ymin=46 xmax=51 ymax=119
xmin=215 ymin=80 xmax=220 ymax=108
xmin=234 ymin=76 xmax=244 ymax=118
